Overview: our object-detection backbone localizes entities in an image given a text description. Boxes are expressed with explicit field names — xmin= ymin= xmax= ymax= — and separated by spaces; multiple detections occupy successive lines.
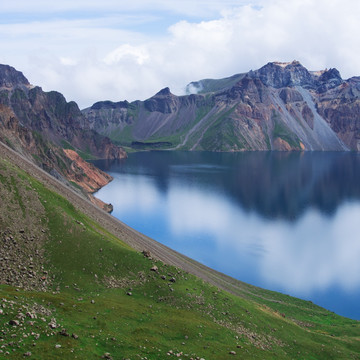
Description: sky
xmin=1 ymin=0 xmax=360 ymax=109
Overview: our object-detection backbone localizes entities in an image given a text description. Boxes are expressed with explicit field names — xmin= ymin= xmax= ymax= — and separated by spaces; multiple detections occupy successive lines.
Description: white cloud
xmin=104 ymin=45 xmax=150 ymax=65
xmin=1 ymin=0 xmax=360 ymax=108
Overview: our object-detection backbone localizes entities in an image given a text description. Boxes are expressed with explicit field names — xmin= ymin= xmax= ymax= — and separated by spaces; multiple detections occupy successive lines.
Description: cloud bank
xmin=1 ymin=0 xmax=359 ymax=108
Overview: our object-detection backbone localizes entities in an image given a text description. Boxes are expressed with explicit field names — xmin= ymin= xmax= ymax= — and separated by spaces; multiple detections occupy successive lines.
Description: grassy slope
xmin=0 ymin=157 xmax=360 ymax=359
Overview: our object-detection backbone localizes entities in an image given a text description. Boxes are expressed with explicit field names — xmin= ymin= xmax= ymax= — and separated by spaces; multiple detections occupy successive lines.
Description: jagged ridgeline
xmin=0 ymin=64 xmax=126 ymax=161
xmin=82 ymin=61 xmax=360 ymax=151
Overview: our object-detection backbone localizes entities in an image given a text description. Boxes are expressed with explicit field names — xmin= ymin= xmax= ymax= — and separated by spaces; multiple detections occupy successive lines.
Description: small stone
xmin=59 ymin=329 xmax=69 ymax=337
xmin=26 ymin=312 xmax=36 ymax=319
xmin=142 ymin=250 xmax=151 ymax=258
xmin=127 ymin=292 xmax=132 ymax=296
xmin=91 ymin=300 xmax=95 ymax=304
xmin=9 ymin=320 xmax=19 ymax=326
xmin=71 ymin=333 xmax=79 ymax=339
xmin=150 ymin=266 xmax=158 ymax=272
xmin=229 ymin=350 xmax=236 ymax=355
xmin=102 ymin=352 xmax=113 ymax=359
xmin=23 ymin=351 xmax=32 ymax=357
xmin=55 ymin=344 xmax=61 ymax=348
xmin=169 ymin=277 xmax=176 ymax=283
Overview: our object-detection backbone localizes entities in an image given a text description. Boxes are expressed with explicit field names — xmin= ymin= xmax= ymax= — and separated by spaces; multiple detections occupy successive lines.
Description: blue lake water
xmin=92 ymin=151 xmax=360 ymax=320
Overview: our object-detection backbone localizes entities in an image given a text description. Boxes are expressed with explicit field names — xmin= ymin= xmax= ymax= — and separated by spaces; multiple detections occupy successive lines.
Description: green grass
xmin=60 ymin=140 xmax=75 ymax=151
xmin=108 ymin=125 xmax=135 ymax=146
xmin=199 ymin=106 xmax=240 ymax=151
xmin=272 ymin=111 xmax=301 ymax=149
xmin=1 ymin=158 xmax=360 ymax=359
xmin=192 ymin=74 xmax=245 ymax=94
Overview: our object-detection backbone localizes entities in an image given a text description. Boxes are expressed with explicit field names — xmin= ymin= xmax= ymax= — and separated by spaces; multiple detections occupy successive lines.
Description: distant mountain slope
xmin=83 ymin=61 xmax=360 ymax=151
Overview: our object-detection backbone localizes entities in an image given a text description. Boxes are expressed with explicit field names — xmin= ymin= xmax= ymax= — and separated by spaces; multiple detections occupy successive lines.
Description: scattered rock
xmin=142 ymin=250 xmax=151 ymax=258
xmin=48 ymin=321 xmax=57 ymax=329
xmin=169 ymin=277 xmax=176 ymax=283
xmin=150 ymin=265 xmax=158 ymax=272
xmin=9 ymin=320 xmax=19 ymax=326
xmin=91 ymin=300 xmax=95 ymax=304
xmin=59 ymin=329 xmax=69 ymax=337
xmin=55 ymin=344 xmax=61 ymax=348
xmin=229 ymin=350 xmax=236 ymax=355
xmin=23 ymin=351 xmax=32 ymax=357
xmin=102 ymin=352 xmax=113 ymax=359
xmin=127 ymin=292 xmax=132 ymax=296
xmin=71 ymin=333 xmax=79 ymax=339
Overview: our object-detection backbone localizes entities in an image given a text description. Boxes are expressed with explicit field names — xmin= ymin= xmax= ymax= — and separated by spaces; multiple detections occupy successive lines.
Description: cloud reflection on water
xmin=99 ymin=175 xmax=360 ymax=298
xmin=94 ymin=152 xmax=360 ymax=318
xmin=165 ymin=184 xmax=360 ymax=296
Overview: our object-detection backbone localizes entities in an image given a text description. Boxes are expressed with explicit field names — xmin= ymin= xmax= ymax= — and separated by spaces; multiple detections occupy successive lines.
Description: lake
xmin=92 ymin=151 xmax=360 ymax=320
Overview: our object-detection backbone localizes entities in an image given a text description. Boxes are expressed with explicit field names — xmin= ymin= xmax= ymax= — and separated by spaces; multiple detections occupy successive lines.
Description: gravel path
xmin=0 ymin=141 xmax=262 ymax=300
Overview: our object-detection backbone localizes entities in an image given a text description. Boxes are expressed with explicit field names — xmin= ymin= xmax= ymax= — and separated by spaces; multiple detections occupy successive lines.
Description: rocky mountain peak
xmin=319 ymin=68 xmax=342 ymax=82
xmin=144 ymin=87 xmax=178 ymax=113
xmin=250 ymin=60 xmax=314 ymax=89
xmin=0 ymin=64 xmax=30 ymax=89
xmin=317 ymin=68 xmax=343 ymax=92
xmin=155 ymin=87 xmax=172 ymax=96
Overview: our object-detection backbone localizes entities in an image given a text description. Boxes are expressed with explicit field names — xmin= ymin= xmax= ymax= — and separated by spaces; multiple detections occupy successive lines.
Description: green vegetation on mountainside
xmin=1 ymin=157 xmax=360 ymax=359
xmin=272 ymin=111 xmax=302 ymax=149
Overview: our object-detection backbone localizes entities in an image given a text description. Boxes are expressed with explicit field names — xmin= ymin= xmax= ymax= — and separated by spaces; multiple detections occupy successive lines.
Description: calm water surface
xmin=93 ymin=151 xmax=360 ymax=320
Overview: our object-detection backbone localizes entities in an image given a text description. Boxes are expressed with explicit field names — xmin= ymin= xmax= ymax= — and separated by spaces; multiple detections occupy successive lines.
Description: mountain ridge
xmin=83 ymin=61 xmax=360 ymax=152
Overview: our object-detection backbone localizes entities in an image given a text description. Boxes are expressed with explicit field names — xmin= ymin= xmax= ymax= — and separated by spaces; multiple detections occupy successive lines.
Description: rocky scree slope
xmin=83 ymin=61 xmax=360 ymax=151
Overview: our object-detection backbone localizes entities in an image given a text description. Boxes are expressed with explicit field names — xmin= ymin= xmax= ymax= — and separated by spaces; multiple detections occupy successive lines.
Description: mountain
xmin=0 ymin=64 xmax=126 ymax=210
xmin=82 ymin=61 xmax=360 ymax=151
xmin=0 ymin=64 xmax=126 ymax=160
xmin=1 ymin=137 xmax=360 ymax=359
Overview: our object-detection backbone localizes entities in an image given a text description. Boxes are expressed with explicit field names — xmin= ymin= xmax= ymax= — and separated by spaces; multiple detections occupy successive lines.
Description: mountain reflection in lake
xmin=92 ymin=151 xmax=360 ymax=319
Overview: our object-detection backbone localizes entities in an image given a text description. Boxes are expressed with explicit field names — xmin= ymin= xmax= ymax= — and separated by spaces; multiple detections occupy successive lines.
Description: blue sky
xmin=1 ymin=0 xmax=359 ymax=108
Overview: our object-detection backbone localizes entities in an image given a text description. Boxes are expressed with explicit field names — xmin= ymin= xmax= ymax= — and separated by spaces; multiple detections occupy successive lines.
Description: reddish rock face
xmin=63 ymin=149 xmax=112 ymax=193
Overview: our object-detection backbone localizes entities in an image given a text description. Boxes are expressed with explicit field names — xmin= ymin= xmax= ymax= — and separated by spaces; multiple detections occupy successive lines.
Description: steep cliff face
xmin=83 ymin=61 xmax=360 ymax=151
xmin=0 ymin=64 xmax=126 ymax=160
